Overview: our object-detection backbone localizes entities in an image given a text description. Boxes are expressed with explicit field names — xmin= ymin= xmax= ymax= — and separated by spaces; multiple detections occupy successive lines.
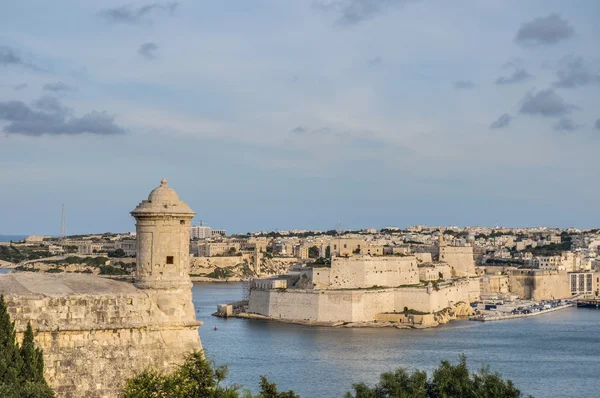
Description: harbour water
xmin=192 ymin=282 xmax=600 ymax=398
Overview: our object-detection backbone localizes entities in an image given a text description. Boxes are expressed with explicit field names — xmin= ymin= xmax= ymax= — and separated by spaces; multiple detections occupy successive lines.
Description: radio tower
xmin=60 ymin=204 xmax=66 ymax=239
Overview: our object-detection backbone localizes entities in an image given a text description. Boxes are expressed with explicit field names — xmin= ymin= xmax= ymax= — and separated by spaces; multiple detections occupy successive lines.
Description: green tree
xmin=308 ymin=246 xmax=319 ymax=259
xmin=257 ymin=376 xmax=299 ymax=398
xmin=122 ymin=351 xmax=297 ymax=398
xmin=345 ymin=356 xmax=530 ymax=398
xmin=0 ymin=296 xmax=22 ymax=385
xmin=0 ymin=296 xmax=54 ymax=398
xmin=20 ymin=322 xmax=46 ymax=384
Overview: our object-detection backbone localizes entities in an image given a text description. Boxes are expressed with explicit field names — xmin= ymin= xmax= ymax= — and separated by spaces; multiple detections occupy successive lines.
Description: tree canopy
xmin=344 ymin=355 xmax=531 ymax=398
xmin=0 ymin=295 xmax=54 ymax=398
xmin=122 ymin=351 xmax=298 ymax=398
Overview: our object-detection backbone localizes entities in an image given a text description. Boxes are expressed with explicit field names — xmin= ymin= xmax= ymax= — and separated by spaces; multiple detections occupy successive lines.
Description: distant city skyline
xmin=1 ymin=1 xmax=599 ymax=234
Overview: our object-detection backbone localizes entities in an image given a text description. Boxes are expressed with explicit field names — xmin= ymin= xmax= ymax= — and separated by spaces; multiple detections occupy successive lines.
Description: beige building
xmin=438 ymin=235 xmax=476 ymax=276
xmin=192 ymin=241 xmax=241 ymax=257
xmin=330 ymin=238 xmax=384 ymax=257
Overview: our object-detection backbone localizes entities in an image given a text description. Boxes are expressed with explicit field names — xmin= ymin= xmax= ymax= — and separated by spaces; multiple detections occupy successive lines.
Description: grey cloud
xmin=519 ymin=89 xmax=576 ymax=117
xmin=554 ymin=56 xmax=600 ymax=88
xmin=292 ymin=126 xmax=307 ymax=134
xmin=0 ymin=96 xmax=125 ymax=136
xmin=33 ymin=96 xmax=70 ymax=115
xmin=595 ymin=119 xmax=600 ymax=130
xmin=13 ymin=83 xmax=28 ymax=90
xmin=495 ymin=68 xmax=532 ymax=85
xmin=0 ymin=47 xmax=41 ymax=71
xmin=553 ymin=117 xmax=580 ymax=132
xmin=453 ymin=80 xmax=475 ymax=89
xmin=138 ymin=42 xmax=159 ymax=59
xmin=515 ymin=14 xmax=574 ymax=46
xmin=43 ymin=81 xmax=74 ymax=92
xmin=100 ymin=2 xmax=179 ymax=24
xmin=316 ymin=0 xmax=414 ymax=26
xmin=490 ymin=114 xmax=512 ymax=129
xmin=368 ymin=56 xmax=382 ymax=66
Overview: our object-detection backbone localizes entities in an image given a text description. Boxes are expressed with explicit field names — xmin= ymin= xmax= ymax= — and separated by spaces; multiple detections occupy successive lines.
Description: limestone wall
xmin=509 ymin=270 xmax=571 ymax=300
xmin=439 ymin=246 xmax=475 ymax=276
xmin=0 ymin=273 xmax=201 ymax=398
xmin=325 ymin=256 xmax=419 ymax=289
xmin=480 ymin=275 xmax=510 ymax=294
xmin=248 ymin=279 xmax=476 ymax=322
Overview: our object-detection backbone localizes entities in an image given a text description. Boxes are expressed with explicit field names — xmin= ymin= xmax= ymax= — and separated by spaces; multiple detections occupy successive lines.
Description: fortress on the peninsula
xmin=245 ymin=234 xmax=480 ymax=325
xmin=0 ymin=179 xmax=202 ymax=397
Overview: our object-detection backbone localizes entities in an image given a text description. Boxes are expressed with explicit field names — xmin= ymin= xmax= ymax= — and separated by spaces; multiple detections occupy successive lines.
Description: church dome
xmin=148 ymin=178 xmax=180 ymax=203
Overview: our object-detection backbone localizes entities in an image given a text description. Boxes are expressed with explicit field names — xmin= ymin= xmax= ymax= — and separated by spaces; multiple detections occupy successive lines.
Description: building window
xmin=166 ymin=256 xmax=174 ymax=264
xmin=180 ymin=220 xmax=185 ymax=225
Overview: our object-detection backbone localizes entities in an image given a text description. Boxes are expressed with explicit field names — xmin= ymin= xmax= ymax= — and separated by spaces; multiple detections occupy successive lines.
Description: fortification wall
xmin=326 ymin=256 xmax=419 ymax=289
xmin=480 ymin=275 xmax=510 ymax=294
xmin=4 ymin=292 xmax=200 ymax=398
xmin=248 ymin=289 xmax=320 ymax=321
xmin=439 ymin=246 xmax=475 ymax=276
xmin=509 ymin=271 xmax=570 ymax=300
xmin=248 ymin=280 xmax=476 ymax=322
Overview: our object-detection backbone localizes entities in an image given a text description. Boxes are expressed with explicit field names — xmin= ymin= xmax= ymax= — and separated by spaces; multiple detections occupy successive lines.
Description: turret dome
xmin=131 ymin=178 xmax=195 ymax=217
xmin=148 ymin=178 xmax=180 ymax=203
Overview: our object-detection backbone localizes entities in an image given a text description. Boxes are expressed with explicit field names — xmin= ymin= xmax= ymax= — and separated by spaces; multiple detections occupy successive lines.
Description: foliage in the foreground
xmin=121 ymin=351 xmax=298 ymax=398
xmin=344 ymin=355 xmax=531 ymax=398
xmin=0 ymin=296 xmax=55 ymax=398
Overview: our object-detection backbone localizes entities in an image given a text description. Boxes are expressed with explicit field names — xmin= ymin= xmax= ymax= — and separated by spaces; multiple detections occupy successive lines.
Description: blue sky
xmin=1 ymin=0 xmax=599 ymax=235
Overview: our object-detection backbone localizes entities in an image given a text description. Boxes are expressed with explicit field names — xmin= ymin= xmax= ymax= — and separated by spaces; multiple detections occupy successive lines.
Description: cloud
xmin=519 ymin=89 xmax=576 ymax=117
xmin=43 ymin=81 xmax=75 ymax=92
xmin=368 ymin=56 xmax=382 ymax=66
xmin=515 ymin=13 xmax=574 ymax=46
xmin=0 ymin=96 xmax=125 ymax=136
xmin=553 ymin=117 xmax=580 ymax=132
xmin=495 ymin=68 xmax=532 ymax=85
xmin=100 ymin=2 xmax=179 ymax=24
xmin=0 ymin=47 xmax=41 ymax=71
xmin=315 ymin=0 xmax=414 ymax=25
xmin=554 ymin=56 xmax=600 ymax=88
xmin=595 ymin=119 xmax=600 ymax=130
xmin=453 ymin=80 xmax=475 ymax=89
xmin=490 ymin=114 xmax=512 ymax=129
xmin=138 ymin=42 xmax=159 ymax=59
xmin=13 ymin=83 xmax=28 ymax=90
xmin=292 ymin=126 xmax=307 ymax=134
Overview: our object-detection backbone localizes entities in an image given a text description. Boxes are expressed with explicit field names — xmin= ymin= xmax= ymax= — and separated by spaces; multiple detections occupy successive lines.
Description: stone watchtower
xmin=131 ymin=178 xmax=195 ymax=290
xmin=131 ymin=178 xmax=198 ymax=319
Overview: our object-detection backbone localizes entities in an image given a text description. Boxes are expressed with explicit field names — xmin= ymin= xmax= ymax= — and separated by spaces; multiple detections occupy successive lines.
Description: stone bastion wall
xmin=248 ymin=278 xmax=479 ymax=323
xmin=0 ymin=273 xmax=202 ymax=398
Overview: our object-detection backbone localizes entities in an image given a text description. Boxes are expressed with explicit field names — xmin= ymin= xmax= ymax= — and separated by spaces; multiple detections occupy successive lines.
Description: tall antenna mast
xmin=60 ymin=204 xmax=66 ymax=239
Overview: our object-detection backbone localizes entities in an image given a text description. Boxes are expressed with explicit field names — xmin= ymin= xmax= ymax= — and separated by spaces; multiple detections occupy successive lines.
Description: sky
xmin=1 ymin=0 xmax=599 ymax=235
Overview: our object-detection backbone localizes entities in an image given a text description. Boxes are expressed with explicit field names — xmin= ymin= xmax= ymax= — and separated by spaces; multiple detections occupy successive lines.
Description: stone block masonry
xmin=1 ymin=273 xmax=201 ymax=398
xmin=0 ymin=179 xmax=203 ymax=397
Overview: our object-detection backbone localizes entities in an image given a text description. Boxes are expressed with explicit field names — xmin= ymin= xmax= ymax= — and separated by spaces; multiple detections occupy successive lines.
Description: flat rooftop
xmin=0 ymin=272 xmax=139 ymax=296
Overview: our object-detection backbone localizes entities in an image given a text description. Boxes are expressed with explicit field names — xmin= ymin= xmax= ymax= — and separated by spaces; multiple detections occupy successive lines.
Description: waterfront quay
xmin=470 ymin=298 xmax=574 ymax=322
xmin=576 ymin=296 xmax=600 ymax=309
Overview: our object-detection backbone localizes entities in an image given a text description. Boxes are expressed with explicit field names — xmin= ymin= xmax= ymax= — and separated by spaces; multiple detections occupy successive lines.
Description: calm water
xmin=0 ymin=269 xmax=12 ymax=274
xmin=192 ymin=282 xmax=600 ymax=398
xmin=0 ymin=235 xmax=27 ymax=242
